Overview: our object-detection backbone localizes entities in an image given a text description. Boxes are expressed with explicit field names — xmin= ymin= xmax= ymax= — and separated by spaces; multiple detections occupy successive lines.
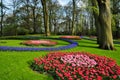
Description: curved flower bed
xmin=31 ymin=52 xmax=120 ymax=80
xmin=0 ymin=38 xmax=78 ymax=51
xmin=60 ymin=36 xmax=81 ymax=40
xmin=21 ymin=40 xmax=57 ymax=46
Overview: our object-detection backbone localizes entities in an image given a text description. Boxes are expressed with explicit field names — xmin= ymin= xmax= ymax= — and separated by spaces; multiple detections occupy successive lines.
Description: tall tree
xmin=20 ymin=0 xmax=31 ymax=31
xmin=64 ymin=2 xmax=72 ymax=34
xmin=91 ymin=0 xmax=100 ymax=43
xmin=97 ymin=0 xmax=115 ymax=50
xmin=0 ymin=0 xmax=7 ymax=36
xmin=41 ymin=0 xmax=50 ymax=36
xmin=71 ymin=0 xmax=76 ymax=35
xmin=31 ymin=0 xmax=39 ymax=33
xmin=0 ymin=0 xmax=3 ymax=36
xmin=10 ymin=0 xmax=21 ymax=35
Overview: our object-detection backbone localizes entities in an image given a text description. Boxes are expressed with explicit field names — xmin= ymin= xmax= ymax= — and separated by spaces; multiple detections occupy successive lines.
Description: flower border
xmin=32 ymin=52 xmax=120 ymax=80
xmin=0 ymin=38 xmax=78 ymax=51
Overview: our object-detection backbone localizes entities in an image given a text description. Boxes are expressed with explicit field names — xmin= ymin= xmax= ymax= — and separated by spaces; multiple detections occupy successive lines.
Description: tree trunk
xmin=25 ymin=0 xmax=30 ymax=31
xmin=0 ymin=0 xmax=3 ymax=36
xmin=41 ymin=0 xmax=50 ymax=36
xmin=13 ymin=10 xmax=17 ymax=36
xmin=91 ymin=0 xmax=101 ymax=44
xmin=33 ymin=7 xmax=37 ymax=34
xmin=97 ymin=0 xmax=115 ymax=50
xmin=49 ymin=10 xmax=52 ymax=32
xmin=68 ymin=19 xmax=71 ymax=34
xmin=71 ymin=0 xmax=76 ymax=35
xmin=49 ymin=0 xmax=52 ymax=33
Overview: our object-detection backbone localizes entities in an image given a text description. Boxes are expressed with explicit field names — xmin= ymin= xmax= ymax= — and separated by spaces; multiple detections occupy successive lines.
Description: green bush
xmin=3 ymin=25 xmax=16 ymax=36
xmin=17 ymin=27 xmax=29 ymax=35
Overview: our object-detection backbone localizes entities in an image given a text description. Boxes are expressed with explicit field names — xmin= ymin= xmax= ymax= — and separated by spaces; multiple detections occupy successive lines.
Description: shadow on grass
xmin=83 ymin=37 xmax=96 ymax=41
xmin=78 ymin=45 xmax=99 ymax=49
xmin=78 ymin=40 xmax=97 ymax=45
xmin=114 ymin=41 xmax=120 ymax=44
xmin=83 ymin=37 xmax=120 ymax=45
xmin=115 ymin=45 xmax=120 ymax=47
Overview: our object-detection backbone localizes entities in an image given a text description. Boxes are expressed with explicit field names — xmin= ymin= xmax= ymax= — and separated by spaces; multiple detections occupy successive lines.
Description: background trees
xmin=0 ymin=0 xmax=8 ymax=36
xmin=111 ymin=0 xmax=120 ymax=39
xmin=0 ymin=0 xmax=120 ymax=49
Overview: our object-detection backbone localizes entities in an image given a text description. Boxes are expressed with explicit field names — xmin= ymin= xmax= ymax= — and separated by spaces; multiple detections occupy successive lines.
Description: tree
xmin=31 ymin=0 xmax=39 ymax=34
xmin=64 ymin=5 xmax=72 ymax=34
xmin=71 ymin=0 xmax=76 ymax=35
xmin=48 ymin=0 xmax=60 ymax=34
xmin=97 ymin=0 xmax=115 ymax=50
xmin=10 ymin=0 xmax=21 ymax=35
xmin=41 ymin=0 xmax=50 ymax=36
xmin=0 ymin=0 xmax=8 ymax=36
xmin=91 ymin=0 xmax=100 ymax=43
xmin=111 ymin=0 xmax=120 ymax=38
xmin=20 ymin=0 xmax=31 ymax=32
xmin=0 ymin=0 xmax=3 ymax=36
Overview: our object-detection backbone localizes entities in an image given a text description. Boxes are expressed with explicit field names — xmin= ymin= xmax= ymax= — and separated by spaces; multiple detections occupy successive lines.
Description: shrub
xmin=31 ymin=52 xmax=120 ymax=80
xmin=17 ymin=27 xmax=29 ymax=35
xmin=3 ymin=25 xmax=16 ymax=36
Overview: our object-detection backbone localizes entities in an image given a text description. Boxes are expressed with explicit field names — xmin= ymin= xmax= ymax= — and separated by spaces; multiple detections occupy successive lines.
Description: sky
xmin=58 ymin=0 xmax=71 ymax=6
xmin=4 ymin=0 xmax=71 ymax=6
xmin=3 ymin=0 xmax=72 ymax=12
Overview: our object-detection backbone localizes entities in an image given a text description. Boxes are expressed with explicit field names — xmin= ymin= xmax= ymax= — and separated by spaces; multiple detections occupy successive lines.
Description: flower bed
xmin=60 ymin=36 xmax=81 ymax=40
xmin=0 ymin=38 xmax=78 ymax=51
xmin=31 ymin=52 xmax=120 ymax=80
xmin=21 ymin=40 xmax=57 ymax=46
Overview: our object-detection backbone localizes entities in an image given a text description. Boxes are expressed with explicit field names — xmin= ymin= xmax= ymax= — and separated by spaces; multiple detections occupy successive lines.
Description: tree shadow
xmin=114 ymin=41 xmax=120 ymax=44
xmin=78 ymin=44 xmax=99 ymax=49
xmin=83 ymin=37 xmax=96 ymax=41
xmin=83 ymin=37 xmax=120 ymax=45
xmin=79 ymin=40 xmax=97 ymax=45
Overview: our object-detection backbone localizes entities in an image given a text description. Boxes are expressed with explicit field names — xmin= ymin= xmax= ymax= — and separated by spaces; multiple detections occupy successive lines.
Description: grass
xmin=0 ymin=36 xmax=120 ymax=80
xmin=0 ymin=39 xmax=69 ymax=48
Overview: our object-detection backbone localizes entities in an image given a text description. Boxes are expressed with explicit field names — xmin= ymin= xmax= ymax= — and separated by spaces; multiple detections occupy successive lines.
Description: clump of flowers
xmin=21 ymin=40 xmax=57 ymax=46
xmin=31 ymin=52 xmax=120 ymax=80
xmin=60 ymin=36 xmax=81 ymax=40
xmin=61 ymin=54 xmax=97 ymax=67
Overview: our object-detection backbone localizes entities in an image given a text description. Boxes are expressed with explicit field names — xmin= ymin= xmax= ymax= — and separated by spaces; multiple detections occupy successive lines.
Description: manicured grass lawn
xmin=0 ymin=37 xmax=120 ymax=80
xmin=0 ymin=39 xmax=69 ymax=48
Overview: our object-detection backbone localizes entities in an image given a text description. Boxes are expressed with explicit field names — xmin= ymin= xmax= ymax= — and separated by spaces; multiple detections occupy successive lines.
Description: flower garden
xmin=32 ymin=52 xmax=120 ymax=80
xmin=21 ymin=40 xmax=57 ymax=46
xmin=0 ymin=37 xmax=78 ymax=51
xmin=0 ymin=36 xmax=120 ymax=80
xmin=60 ymin=36 xmax=81 ymax=40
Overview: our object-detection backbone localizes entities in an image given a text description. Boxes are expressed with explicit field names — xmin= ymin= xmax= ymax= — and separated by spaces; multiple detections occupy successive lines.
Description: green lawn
xmin=0 ymin=37 xmax=120 ymax=80
xmin=0 ymin=39 xmax=69 ymax=48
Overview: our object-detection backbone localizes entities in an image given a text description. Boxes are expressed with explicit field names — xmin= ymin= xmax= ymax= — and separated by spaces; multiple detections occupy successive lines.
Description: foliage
xmin=3 ymin=26 xmax=16 ymax=36
xmin=17 ymin=27 xmax=29 ymax=35
xmin=32 ymin=52 xmax=120 ymax=80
